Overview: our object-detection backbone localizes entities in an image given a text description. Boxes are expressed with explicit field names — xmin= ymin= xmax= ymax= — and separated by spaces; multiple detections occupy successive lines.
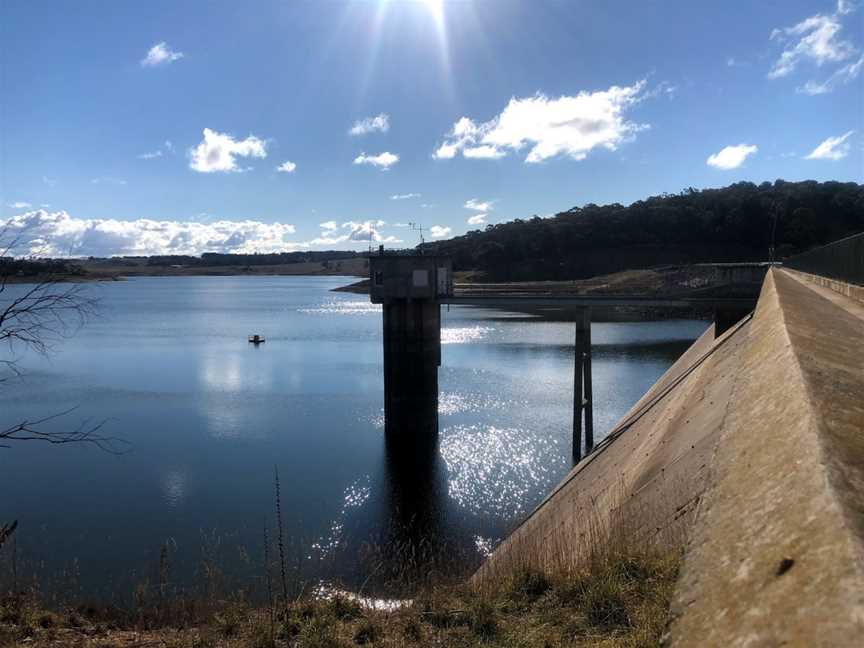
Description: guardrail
xmin=785 ymin=232 xmax=864 ymax=286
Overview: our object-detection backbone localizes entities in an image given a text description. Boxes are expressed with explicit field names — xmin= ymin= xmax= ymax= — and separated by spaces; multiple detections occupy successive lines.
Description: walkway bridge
xmin=369 ymin=254 xmax=760 ymax=461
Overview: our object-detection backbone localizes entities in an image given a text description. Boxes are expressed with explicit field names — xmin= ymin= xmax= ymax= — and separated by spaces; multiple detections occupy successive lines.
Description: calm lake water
xmin=0 ymin=276 xmax=705 ymax=599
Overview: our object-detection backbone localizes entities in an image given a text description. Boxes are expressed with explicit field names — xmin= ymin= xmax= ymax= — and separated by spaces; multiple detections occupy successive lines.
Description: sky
xmin=1 ymin=0 xmax=862 ymax=257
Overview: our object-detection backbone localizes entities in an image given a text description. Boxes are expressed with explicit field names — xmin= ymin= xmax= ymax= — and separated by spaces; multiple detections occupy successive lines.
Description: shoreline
xmin=4 ymin=269 xmax=367 ymax=285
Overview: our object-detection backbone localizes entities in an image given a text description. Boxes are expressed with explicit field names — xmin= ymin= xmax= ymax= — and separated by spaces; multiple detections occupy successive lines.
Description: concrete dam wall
xmin=475 ymin=267 xmax=864 ymax=645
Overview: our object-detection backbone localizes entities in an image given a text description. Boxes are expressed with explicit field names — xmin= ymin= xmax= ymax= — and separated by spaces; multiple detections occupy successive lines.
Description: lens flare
xmin=422 ymin=0 xmax=445 ymax=25
xmin=353 ymin=0 xmax=457 ymax=107
xmin=421 ymin=0 xmax=453 ymax=105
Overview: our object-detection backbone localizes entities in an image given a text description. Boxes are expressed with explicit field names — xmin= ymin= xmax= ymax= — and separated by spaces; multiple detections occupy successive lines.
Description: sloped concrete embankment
xmin=667 ymin=269 xmax=864 ymax=644
xmin=475 ymin=268 xmax=864 ymax=644
xmin=474 ymin=301 xmax=752 ymax=580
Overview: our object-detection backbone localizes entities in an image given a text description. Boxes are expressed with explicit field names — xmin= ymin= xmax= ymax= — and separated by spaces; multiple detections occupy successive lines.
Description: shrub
xmin=213 ymin=602 xmax=247 ymax=637
xmin=507 ymin=568 xmax=551 ymax=602
xmin=298 ymin=615 xmax=341 ymax=648
xmin=582 ymin=573 xmax=630 ymax=630
xmin=353 ymin=619 xmax=379 ymax=644
xmin=469 ymin=599 xmax=498 ymax=639
xmin=329 ymin=595 xmax=362 ymax=621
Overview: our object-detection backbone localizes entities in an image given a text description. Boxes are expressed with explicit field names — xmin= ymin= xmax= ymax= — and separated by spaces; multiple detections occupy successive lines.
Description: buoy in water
xmin=248 ymin=334 xmax=265 ymax=344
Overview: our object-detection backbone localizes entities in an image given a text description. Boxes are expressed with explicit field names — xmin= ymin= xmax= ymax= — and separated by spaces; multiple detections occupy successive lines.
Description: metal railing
xmin=785 ymin=232 xmax=864 ymax=286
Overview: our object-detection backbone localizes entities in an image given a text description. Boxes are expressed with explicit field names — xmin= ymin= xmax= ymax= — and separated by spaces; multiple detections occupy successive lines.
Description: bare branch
xmin=0 ymin=279 xmax=99 ymax=356
xmin=0 ymin=224 xmax=122 ymax=451
xmin=0 ymin=407 xmax=127 ymax=454
xmin=0 ymin=520 xmax=17 ymax=550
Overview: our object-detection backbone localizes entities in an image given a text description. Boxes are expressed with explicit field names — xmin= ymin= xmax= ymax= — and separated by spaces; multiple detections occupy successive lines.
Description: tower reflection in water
xmin=315 ymin=421 xmax=487 ymax=597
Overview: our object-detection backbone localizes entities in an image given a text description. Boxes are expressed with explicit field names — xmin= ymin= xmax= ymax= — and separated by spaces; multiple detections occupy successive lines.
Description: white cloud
xmin=310 ymin=220 xmax=399 ymax=246
xmin=345 ymin=220 xmax=384 ymax=242
xmin=308 ymin=235 xmax=345 ymax=246
xmin=467 ymin=214 xmax=487 ymax=226
xmin=91 ymin=177 xmax=127 ymax=185
xmin=3 ymin=210 xmax=300 ymax=257
xmin=463 ymin=145 xmax=506 ymax=159
xmin=838 ymin=0 xmax=855 ymax=16
xmin=432 ymin=142 xmax=458 ymax=160
xmin=798 ymin=54 xmax=864 ymax=93
xmin=429 ymin=225 xmax=451 ymax=238
xmin=433 ymin=81 xmax=648 ymax=163
xmin=805 ymin=130 xmax=855 ymax=159
xmin=349 ymin=114 xmax=390 ymax=136
xmin=464 ymin=198 xmax=493 ymax=211
xmin=643 ymin=81 xmax=678 ymax=100
xmin=139 ymin=140 xmax=174 ymax=160
xmin=353 ymin=151 xmax=399 ymax=169
xmin=189 ymin=128 xmax=267 ymax=173
xmin=141 ymin=42 xmax=184 ymax=67
xmin=276 ymin=160 xmax=297 ymax=173
xmin=769 ymin=15 xmax=854 ymax=77
xmin=391 ymin=193 xmax=421 ymax=200
xmin=768 ymin=2 xmax=860 ymax=91
xmin=8 ymin=201 xmax=31 ymax=209
xmin=706 ymin=144 xmax=758 ymax=170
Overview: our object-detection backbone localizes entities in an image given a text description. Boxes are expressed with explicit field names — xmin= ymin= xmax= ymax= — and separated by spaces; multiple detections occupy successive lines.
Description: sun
xmin=354 ymin=0 xmax=455 ymax=106
xmin=421 ymin=0 xmax=445 ymax=25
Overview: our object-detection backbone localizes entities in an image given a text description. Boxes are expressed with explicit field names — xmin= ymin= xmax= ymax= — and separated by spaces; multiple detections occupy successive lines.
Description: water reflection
xmin=200 ymin=353 xmax=245 ymax=391
xmin=300 ymin=299 xmax=381 ymax=315
xmin=160 ymin=469 xmax=188 ymax=508
xmin=439 ymin=425 xmax=566 ymax=518
xmin=198 ymin=352 xmax=275 ymax=439
xmin=474 ymin=535 xmax=494 ymax=558
xmin=437 ymin=391 xmax=527 ymax=416
xmin=370 ymin=433 xmax=469 ymax=591
xmin=0 ymin=277 xmax=703 ymax=599
xmin=441 ymin=325 xmax=493 ymax=344
xmin=311 ymin=476 xmax=372 ymax=557
xmin=199 ymin=351 xmax=277 ymax=392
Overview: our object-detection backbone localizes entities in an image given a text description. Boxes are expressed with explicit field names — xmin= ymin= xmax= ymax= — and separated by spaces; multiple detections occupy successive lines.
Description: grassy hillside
xmin=421 ymin=180 xmax=864 ymax=281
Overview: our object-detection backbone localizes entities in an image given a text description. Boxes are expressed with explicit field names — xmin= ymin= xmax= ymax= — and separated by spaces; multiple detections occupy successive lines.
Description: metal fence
xmin=785 ymin=231 xmax=864 ymax=286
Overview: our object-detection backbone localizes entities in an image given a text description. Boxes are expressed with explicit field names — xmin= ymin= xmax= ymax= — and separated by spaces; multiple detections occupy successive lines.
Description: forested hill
xmin=420 ymin=180 xmax=864 ymax=282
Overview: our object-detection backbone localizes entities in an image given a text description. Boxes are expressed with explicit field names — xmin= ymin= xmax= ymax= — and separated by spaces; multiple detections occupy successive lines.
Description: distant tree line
xmin=138 ymin=250 xmax=365 ymax=267
xmin=0 ymin=257 xmax=84 ymax=277
xmin=420 ymin=180 xmax=864 ymax=281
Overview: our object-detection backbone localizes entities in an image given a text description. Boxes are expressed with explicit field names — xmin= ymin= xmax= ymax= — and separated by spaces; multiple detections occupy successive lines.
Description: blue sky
xmin=1 ymin=0 xmax=862 ymax=256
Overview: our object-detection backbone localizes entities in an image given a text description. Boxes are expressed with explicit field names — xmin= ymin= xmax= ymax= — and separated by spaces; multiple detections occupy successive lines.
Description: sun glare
xmin=418 ymin=0 xmax=452 ymax=102
xmin=421 ymin=0 xmax=445 ymax=25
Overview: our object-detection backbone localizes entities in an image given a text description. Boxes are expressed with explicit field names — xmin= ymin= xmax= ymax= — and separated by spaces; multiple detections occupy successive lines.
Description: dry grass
xmin=0 ymin=542 xmax=679 ymax=647
xmin=0 ymin=461 xmax=687 ymax=647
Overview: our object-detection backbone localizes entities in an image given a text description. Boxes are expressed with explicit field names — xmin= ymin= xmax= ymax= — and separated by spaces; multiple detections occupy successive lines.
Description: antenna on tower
xmin=408 ymin=222 xmax=425 ymax=251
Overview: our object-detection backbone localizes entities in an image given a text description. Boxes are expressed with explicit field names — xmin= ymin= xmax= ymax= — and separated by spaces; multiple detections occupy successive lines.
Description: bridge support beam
xmin=714 ymin=305 xmax=752 ymax=338
xmin=573 ymin=308 xmax=594 ymax=463
xmin=382 ymin=299 xmax=441 ymax=444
